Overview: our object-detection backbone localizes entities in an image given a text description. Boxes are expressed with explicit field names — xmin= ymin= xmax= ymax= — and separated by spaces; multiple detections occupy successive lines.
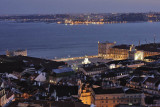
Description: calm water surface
xmin=0 ymin=22 xmax=160 ymax=59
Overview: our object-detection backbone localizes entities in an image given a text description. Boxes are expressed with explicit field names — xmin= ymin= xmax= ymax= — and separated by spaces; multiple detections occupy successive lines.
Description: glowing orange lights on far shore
xmin=61 ymin=19 xmax=127 ymax=25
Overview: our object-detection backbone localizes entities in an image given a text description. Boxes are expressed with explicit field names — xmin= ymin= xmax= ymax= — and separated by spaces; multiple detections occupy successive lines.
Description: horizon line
xmin=0 ymin=11 xmax=160 ymax=16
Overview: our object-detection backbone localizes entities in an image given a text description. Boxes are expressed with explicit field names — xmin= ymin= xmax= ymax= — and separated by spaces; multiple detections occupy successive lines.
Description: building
xmin=136 ymin=43 xmax=160 ymax=59
xmin=142 ymin=77 xmax=160 ymax=95
xmin=98 ymin=42 xmax=131 ymax=60
xmin=47 ymin=85 xmax=78 ymax=100
xmin=6 ymin=49 xmax=27 ymax=56
xmin=79 ymin=84 xmax=93 ymax=105
xmin=78 ymin=63 xmax=108 ymax=76
xmin=91 ymin=87 xmax=145 ymax=107
xmin=0 ymin=88 xmax=6 ymax=106
xmin=144 ymin=55 xmax=160 ymax=62
xmin=7 ymin=100 xmax=90 ymax=107
xmin=78 ymin=81 xmax=145 ymax=107
xmin=49 ymin=66 xmax=74 ymax=84
xmin=129 ymin=45 xmax=144 ymax=60
xmin=34 ymin=72 xmax=46 ymax=82
xmin=98 ymin=41 xmax=129 ymax=60
xmin=126 ymin=76 xmax=160 ymax=95
xmin=126 ymin=76 xmax=146 ymax=89
xmin=98 ymin=41 xmax=116 ymax=58
xmin=106 ymin=59 xmax=145 ymax=69
xmin=5 ymin=91 xmax=15 ymax=105
xmin=52 ymin=66 xmax=74 ymax=77
xmin=103 ymin=67 xmax=133 ymax=82
xmin=98 ymin=42 xmax=160 ymax=60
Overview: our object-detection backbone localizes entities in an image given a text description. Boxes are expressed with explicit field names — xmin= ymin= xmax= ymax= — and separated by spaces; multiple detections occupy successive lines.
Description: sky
xmin=0 ymin=0 xmax=160 ymax=15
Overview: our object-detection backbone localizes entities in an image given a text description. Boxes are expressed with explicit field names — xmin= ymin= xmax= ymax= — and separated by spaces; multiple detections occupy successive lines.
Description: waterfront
xmin=0 ymin=21 xmax=160 ymax=59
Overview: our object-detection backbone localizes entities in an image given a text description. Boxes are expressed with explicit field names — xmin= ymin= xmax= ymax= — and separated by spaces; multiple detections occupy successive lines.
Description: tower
xmin=128 ymin=44 xmax=136 ymax=60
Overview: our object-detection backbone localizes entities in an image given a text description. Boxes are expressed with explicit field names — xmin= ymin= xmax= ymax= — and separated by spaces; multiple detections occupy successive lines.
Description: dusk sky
xmin=0 ymin=0 xmax=160 ymax=15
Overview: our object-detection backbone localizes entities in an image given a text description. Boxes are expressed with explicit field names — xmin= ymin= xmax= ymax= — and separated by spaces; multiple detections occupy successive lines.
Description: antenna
xmin=145 ymin=39 xmax=147 ymax=44
xmin=154 ymin=34 xmax=156 ymax=44
xmin=139 ymin=40 xmax=141 ymax=46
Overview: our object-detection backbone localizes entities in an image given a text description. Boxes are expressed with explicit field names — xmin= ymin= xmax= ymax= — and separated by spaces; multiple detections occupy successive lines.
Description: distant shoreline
xmin=0 ymin=20 xmax=160 ymax=25
xmin=1 ymin=12 xmax=160 ymax=25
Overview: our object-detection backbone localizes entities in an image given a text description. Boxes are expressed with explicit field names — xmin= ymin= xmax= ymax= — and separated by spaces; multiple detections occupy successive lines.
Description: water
xmin=0 ymin=21 xmax=160 ymax=59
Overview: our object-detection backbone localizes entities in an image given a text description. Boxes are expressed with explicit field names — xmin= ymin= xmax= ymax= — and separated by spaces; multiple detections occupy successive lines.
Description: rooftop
xmin=136 ymin=43 xmax=160 ymax=52
xmin=109 ymin=67 xmax=133 ymax=73
xmin=53 ymin=67 xmax=74 ymax=74
xmin=112 ymin=44 xmax=131 ymax=50
xmin=144 ymin=77 xmax=160 ymax=84
xmin=93 ymin=87 xmax=124 ymax=94
xmin=49 ymin=85 xmax=78 ymax=97
xmin=92 ymin=87 xmax=142 ymax=94
xmin=82 ymin=63 xmax=108 ymax=72
xmin=144 ymin=55 xmax=160 ymax=60
xmin=130 ymin=77 xmax=145 ymax=83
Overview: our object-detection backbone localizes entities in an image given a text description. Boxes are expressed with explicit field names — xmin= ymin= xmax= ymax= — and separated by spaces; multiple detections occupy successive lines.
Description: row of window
xmin=0 ymin=90 xmax=5 ymax=96
xmin=92 ymin=67 xmax=107 ymax=71
xmin=100 ymin=99 xmax=139 ymax=103
xmin=97 ymin=95 xmax=141 ymax=100
xmin=86 ymin=71 xmax=101 ymax=75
